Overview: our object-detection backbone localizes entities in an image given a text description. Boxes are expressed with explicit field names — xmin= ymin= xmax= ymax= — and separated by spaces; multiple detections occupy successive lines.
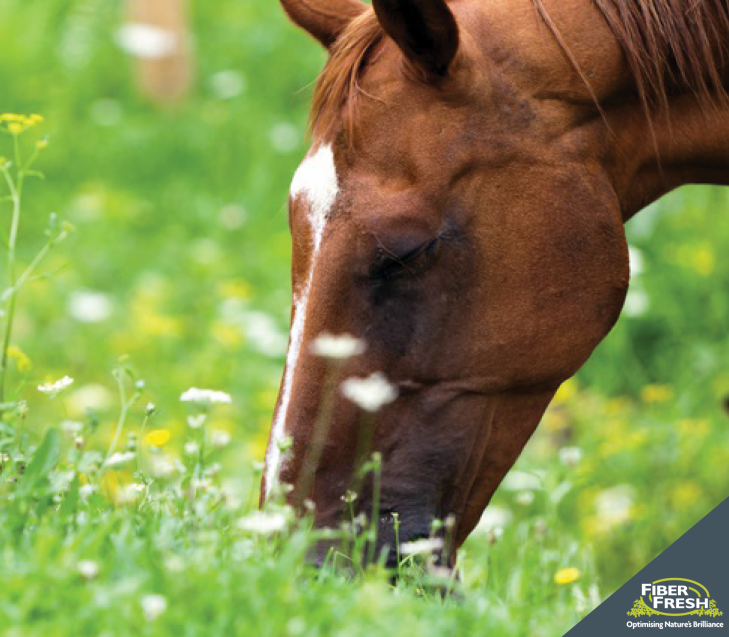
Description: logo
xmin=627 ymin=578 xmax=724 ymax=618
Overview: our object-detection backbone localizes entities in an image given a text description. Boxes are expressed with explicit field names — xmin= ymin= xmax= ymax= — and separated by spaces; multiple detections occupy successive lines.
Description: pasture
xmin=1 ymin=0 xmax=728 ymax=635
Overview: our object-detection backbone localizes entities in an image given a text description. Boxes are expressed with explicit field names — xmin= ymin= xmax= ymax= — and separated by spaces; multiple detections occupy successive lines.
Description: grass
xmin=0 ymin=0 xmax=728 ymax=635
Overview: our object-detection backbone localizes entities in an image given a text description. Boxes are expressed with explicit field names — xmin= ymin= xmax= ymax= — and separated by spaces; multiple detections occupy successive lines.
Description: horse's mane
xmin=310 ymin=1 xmax=729 ymax=139
xmin=534 ymin=0 xmax=729 ymax=111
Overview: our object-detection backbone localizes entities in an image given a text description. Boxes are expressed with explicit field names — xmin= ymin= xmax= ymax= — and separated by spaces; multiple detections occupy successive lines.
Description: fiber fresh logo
xmin=627 ymin=579 xmax=724 ymax=618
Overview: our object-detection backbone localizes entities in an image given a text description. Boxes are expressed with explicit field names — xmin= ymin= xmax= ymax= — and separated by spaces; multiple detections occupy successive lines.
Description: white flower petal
xmin=140 ymin=594 xmax=167 ymax=621
xmin=211 ymin=430 xmax=231 ymax=448
xmin=67 ymin=290 xmax=113 ymax=323
xmin=475 ymin=505 xmax=512 ymax=534
xmin=595 ymin=484 xmax=635 ymax=531
xmin=399 ymin=537 xmax=444 ymax=556
xmin=104 ymin=451 xmax=136 ymax=468
xmin=628 ymin=245 xmax=645 ymax=276
xmin=310 ymin=332 xmax=366 ymax=360
xmin=237 ymin=511 xmax=289 ymax=535
xmin=38 ymin=376 xmax=74 ymax=395
xmin=340 ymin=372 xmax=397 ymax=413
xmin=501 ymin=470 xmax=543 ymax=491
xmin=180 ymin=388 xmax=232 ymax=405
xmin=559 ymin=446 xmax=583 ymax=467
xmin=624 ymin=288 xmax=650 ymax=317
xmin=77 ymin=560 xmax=100 ymax=580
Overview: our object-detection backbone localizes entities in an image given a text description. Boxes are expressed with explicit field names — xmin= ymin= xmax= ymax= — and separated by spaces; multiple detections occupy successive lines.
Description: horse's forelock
xmin=309 ymin=10 xmax=384 ymax=143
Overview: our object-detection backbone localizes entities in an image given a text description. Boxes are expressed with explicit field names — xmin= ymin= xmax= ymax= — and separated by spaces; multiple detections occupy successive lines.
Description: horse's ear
xmin=372 ymin=0 xmax=459 ymax=76
xmin=280 ymin=0 xmax=366 ymax=49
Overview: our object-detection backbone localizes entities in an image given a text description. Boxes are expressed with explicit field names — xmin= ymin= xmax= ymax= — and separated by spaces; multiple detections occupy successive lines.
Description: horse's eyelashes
xmin=369 ymin=237 xmax=441 ymax=284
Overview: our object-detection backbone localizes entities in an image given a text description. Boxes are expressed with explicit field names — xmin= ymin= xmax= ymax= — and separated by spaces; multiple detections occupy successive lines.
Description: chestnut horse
xmin=262 ymin=0 xmax=729 ymax=564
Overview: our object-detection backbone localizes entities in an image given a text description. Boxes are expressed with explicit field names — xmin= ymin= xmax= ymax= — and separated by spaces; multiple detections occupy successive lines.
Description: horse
xmin=261 ymin=0 xmax=729 ymax=566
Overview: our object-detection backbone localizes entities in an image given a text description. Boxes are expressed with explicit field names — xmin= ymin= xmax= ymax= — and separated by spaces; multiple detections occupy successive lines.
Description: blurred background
xmin=2 ymin=0 xmax=728 ymax=596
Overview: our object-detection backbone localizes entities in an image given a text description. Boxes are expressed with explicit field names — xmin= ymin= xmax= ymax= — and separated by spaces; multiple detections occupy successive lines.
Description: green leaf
xmin=58 ymin=472 xmax=80 ymax=518
xmin=16 ymin=428 xmax=61 ymax=497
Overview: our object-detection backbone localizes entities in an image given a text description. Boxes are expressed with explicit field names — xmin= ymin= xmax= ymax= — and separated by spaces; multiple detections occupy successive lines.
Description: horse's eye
xmin=370 ymin=237 xmax=441 ymax=283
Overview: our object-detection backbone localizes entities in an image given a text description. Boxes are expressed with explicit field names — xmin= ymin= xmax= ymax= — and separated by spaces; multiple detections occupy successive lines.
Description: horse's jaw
xmin=285 ymin=385 xmax=556 ymax=567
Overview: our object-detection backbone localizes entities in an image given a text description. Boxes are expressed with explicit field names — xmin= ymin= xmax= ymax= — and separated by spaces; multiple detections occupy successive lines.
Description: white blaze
xmin=265 ymin=145 xmax=339 ymax=498
xmin=290 ymin=144 xmax=338 ymax=250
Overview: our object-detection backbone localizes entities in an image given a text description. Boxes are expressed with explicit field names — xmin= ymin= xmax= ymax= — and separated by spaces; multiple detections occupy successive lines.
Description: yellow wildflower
xmin=217 ymin=279 xmax=252 ymax=300
xmin=671 ymin=482 xmax=702 ymax=508
xmin=132 ymin=308 xmax=183 ymax=337
xmin=211 ymin=321 xmax=243 ymax=348
xmin=676 ymin=418 xmax=710 ymax=439
xmin=605 ymin=396 xmax=631 ymax=416
xmin=692 ymin=247 xmax=714 ymax=276
xmin=626 ymin=430 xmax=649 ymax=449
xmin=554 ymin=567 xmax=580 ymax=585
xmin=246 ymin=418 xmax=273 ymax=461
xmin=256 ymin=388 xmax=279 ymax=411
xmin=641 ymin=384 xmax=673 ymax=403
xmin=1 ymin=113 xmax=45 ymax=135
xmin=7 ymin=346 xmax=32 ymax=372
xmin=554 ymin=378 xmax=578 ymax=404
xmin=144 ymin=429 xmax=170 ymax=447
xmin=542 ymin=406 xmax=570 ymax=432
xmin=576 ymin=459 xmax=594 ymax=478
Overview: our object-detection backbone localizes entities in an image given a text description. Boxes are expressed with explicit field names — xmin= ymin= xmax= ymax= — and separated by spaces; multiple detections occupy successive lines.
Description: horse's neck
xmin=479 ymin=0 xmax=729 ymax=219
xmin=567 ymin=0 xmax=729 ymax=219
xmin=608 ymin=91 xmax=729 ymax=220
xmin=477 ymin=0 xmax=729 ymax=219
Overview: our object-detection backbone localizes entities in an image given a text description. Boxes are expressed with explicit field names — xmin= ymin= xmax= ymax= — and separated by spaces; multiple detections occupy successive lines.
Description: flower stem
xmin=293 ymin=363 xmax=341 ymax=508
xmin=106 ymin=371 xmax=129 ymax=463
xmin=0 ymin=143 xmax=23 ymax=406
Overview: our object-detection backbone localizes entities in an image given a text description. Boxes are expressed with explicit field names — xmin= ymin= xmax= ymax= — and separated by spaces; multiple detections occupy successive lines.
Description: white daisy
xmin=77 ymin=560 xmax=100 ymax=580
xmin=211 ymin=430 xmax=231 ymax=448
xmin=104 ymin=451 xmax=136 ymax=468
xmin=180 ymin=387 xmax=232 ymax=406
xmin=310 ymin=332 xmax=366 ymax=360
xmin=341 ymin=372 xmax=397 ymax=412
xmin=399 ymin=537 xmax=444 ymax=556
xmin=559 ymin=446 xmax=583 ymax=467
xmin=38 ymin=375 xmax=74 ymax=396
xmin=237 ymin=511 xmax=289 ymax=535
xmin=140 ymin=594 xmax=168 ymax=621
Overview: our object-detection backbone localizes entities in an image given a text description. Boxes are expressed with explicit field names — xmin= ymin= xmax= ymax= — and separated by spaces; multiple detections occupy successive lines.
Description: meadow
xmin=0 ymin=1 xmax=728 ymax=635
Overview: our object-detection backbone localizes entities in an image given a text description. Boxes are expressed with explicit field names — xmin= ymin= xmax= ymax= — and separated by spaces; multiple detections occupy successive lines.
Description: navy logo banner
xmin=566 ymin=497 xmax=729 ymax=635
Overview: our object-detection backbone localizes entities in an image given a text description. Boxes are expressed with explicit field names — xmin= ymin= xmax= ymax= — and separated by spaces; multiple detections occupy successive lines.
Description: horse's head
xmin=263 ymin=0 xmax=630 ymax=560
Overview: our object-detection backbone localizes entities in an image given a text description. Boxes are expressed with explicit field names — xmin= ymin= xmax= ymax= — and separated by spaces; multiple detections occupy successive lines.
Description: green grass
xmin=1 ymin=1 xmax=728 ymax=635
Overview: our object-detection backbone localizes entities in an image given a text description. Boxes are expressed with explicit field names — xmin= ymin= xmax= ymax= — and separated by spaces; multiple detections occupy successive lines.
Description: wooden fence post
xmin=122 ymin=0 xmax=193 ymax=105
